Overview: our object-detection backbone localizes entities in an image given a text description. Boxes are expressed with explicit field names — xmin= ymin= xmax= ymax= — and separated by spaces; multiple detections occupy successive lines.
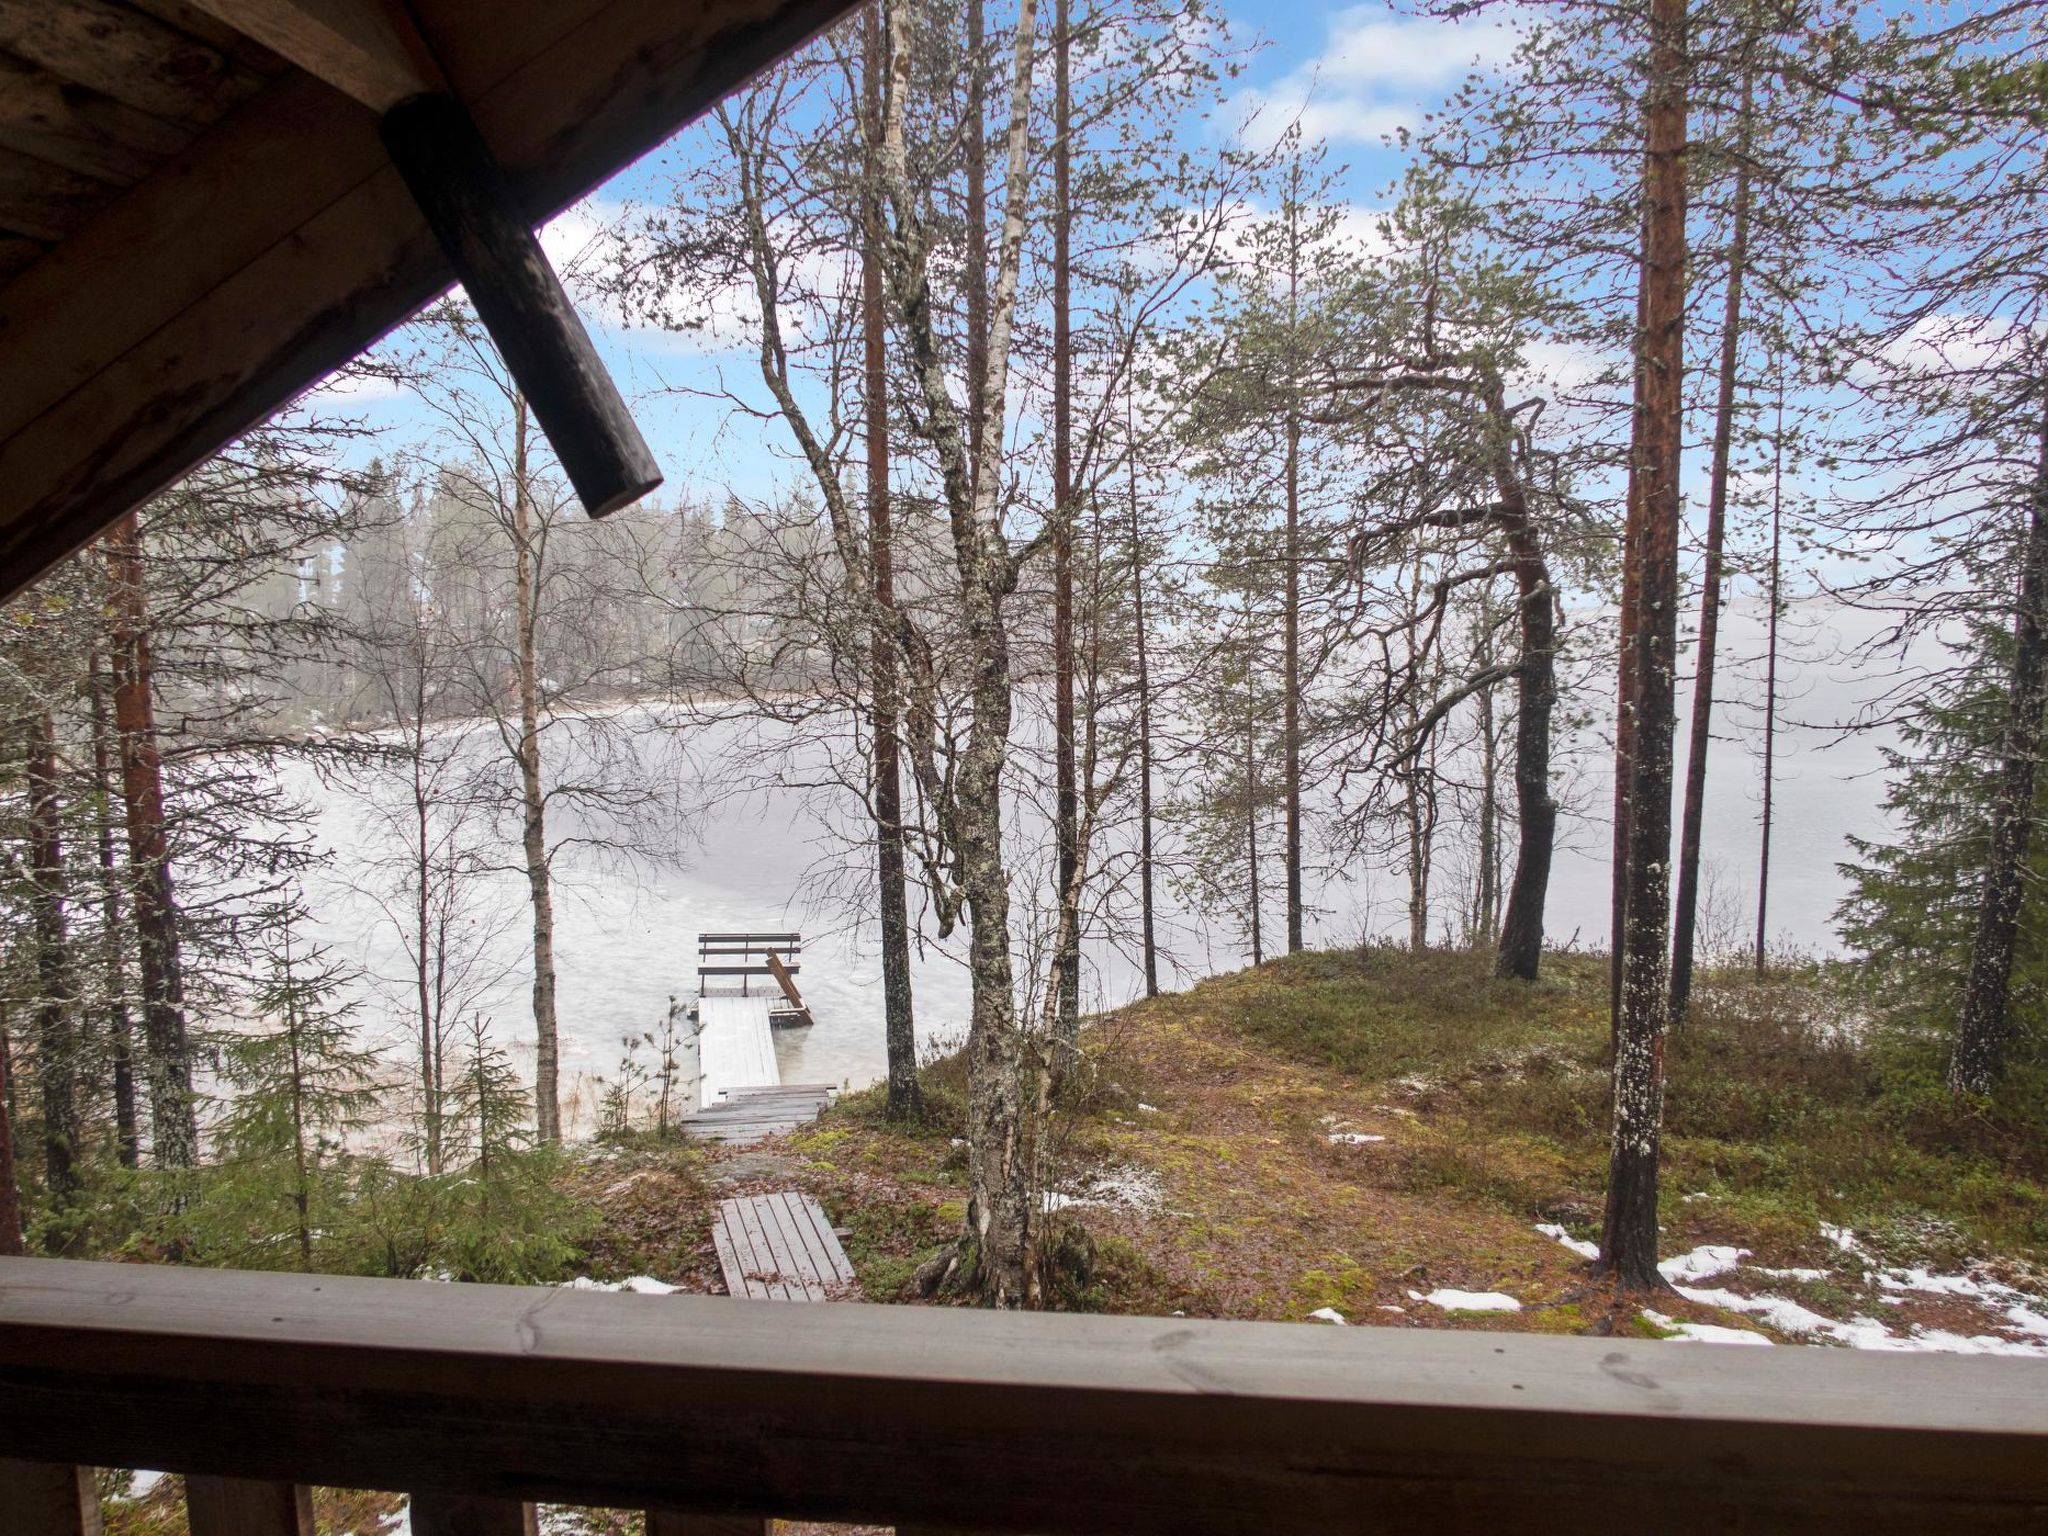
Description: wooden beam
xmin=181 ymin=0 xmax=429 ymax=111
xmin=0 ymin=0 xmax=853 ymax=601
xmin=646 ymin=1515 xmax=771 ymax=1536
xmin=0 ymin=1459 xmax=103 ymax=1536
xmin=407 ymin=1495 xmax=537 ymax=1536
xmin=380 ymin=92 xmax=662 ymax=517
xmin=1 ymin=1259 xmax=2046 ymax=1534
xmin=183 ymin=1477 xmax=314 ymax=1536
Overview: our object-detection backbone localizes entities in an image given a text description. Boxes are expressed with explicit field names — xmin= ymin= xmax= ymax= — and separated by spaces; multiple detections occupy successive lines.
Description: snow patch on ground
xmin=1534 ymin=1222 xmax=1599 ymax=1260
xmin=1527 ymin=1221 xmax=2048 ymax=1355
xmin=1658 ymin=1244 xmax=1748 ymax=1284
xmin=1410 ymin=1287 xmax=1521 ymax=1312
xmin=1640 ymin=1308 xmax=1772 ymax=1346
xmin=1042 ymin=1164 xmax=1168 ymax=1215
xmin=1328 ymin=1132 xmax=1387 ymax=1145
xmin=1307 ymin=1305 xmax=1348 ymax=1324
xmin=562 ymin=1274 xmax=680 ymax=1295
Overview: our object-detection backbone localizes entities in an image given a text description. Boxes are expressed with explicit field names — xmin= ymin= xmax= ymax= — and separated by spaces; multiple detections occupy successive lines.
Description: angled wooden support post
xmin=406 ymin=1494 xmax=537 ymax=1536
xmin=0 ymin=1460 xmax=102 ymax=1536
xmin=184 ymin=0 xmax=663 ymax=519
xmin=379 ymin=91 xmax=663 ymax=517
xmin=184 ymin=1477 xmax=314 ymax=1536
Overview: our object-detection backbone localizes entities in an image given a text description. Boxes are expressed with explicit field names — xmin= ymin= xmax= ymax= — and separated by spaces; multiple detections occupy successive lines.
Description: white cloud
xmin=1230 ymin=4 xmax=1529 ymax=152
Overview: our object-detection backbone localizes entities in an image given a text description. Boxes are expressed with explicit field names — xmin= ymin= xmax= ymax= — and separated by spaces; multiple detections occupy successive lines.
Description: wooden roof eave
xmin=0 ymin=0 xmax=857 ymax=602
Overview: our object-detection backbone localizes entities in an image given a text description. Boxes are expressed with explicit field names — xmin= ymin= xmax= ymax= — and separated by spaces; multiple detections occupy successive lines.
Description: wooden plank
xmin=0 ymin=54 xmax=192 ymax=186
xmin=183 ymin=0 xmax=428 ymax=110
xmin=4 ymin=1259 xmax=2048 ymax=1534
xmin=755 ymin=1194 xmax=820 ymax=1301
xmin=183 ymin=1477 xmax=314 ymax=1536
xmin=0 ymin=151 xmax=107 ymax=241
xmin=708 ymin=1203 xmax=764 ymax=1299
xmin=0 ymin=1459 xmax=103 ymax=1536
xmin=0 ymin=0 xmax=857 ymax=600
xmin=407 ymin=1494 xmax=537 ymax=1536
xmin=725 ymin=1196 xmax=796 ymax=1301
xmin=0 ymin=0 xmax=263 ymax=126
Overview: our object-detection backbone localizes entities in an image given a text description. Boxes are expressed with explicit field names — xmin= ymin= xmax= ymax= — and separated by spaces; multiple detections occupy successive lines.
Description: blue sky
xmin=310 ymin=1 xmax=1521 ymax=513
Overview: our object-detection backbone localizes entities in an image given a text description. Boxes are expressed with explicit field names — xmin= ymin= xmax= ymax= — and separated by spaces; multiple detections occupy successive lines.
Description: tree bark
xmin=25 ymin=700 xmax=80 ymax=1205
xmin=0 ymin=1016 xmax=21 ymax=1255
xmin=1283 ymin=171 xmax=1305 ymax=955
xmin=1950 ymin=385 xmax=2048 ymax=1096
xmin=1599 ymin=0 xmax=1689 ymax=1292
xmin=1756 ymin=373 xmax=1785 ymax=975
xmin=87 ymin=649 xmax=139 ymax=1168
xmin=1671 ymin=65 xmax=1754 ymax=1026
xmin=1129 ymin=401 xmax=1159 ymax=998
xmin=510 ymin=399 xmax=561 ymax=1142
xmin=876 ymin=0 xmax=1042 ymax=1306
xmin=105 ymin=513 xmax=199 ymax=1169
xmin=1051 ymin=0 xmax=1081 ymax=1047
xmin=865 ymin=0 xmax=920 ymax=1121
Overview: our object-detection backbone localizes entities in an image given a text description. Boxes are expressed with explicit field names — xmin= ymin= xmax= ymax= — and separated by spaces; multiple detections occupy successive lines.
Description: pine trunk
xmin=1478 ymin=376 xmax=1558 ymax=984
xmin=1671 ymin=70 xmax=1754 ymax=1025
xmin=1600 ymin=0 xmax=1689 ymax=1291
xmin=864 ymin=0 xmax=919 ymax=1120
xmin=511 ymin=400 xmax=561 ymax=1142
xmin=105 ymin=513 xmax=199 ymax=1169
xmin=1950 ymin=388 xmax=2048 ymax=1095
xmin=25 ymin=701 xmax=80 ymax=1204
xmin=1756 ymin=375 xmax=1785 ymax=975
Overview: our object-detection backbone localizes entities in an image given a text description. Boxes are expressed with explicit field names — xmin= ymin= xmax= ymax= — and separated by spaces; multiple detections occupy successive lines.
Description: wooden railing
xmin=1 ymin=1257 xmax=2046 ymax=1534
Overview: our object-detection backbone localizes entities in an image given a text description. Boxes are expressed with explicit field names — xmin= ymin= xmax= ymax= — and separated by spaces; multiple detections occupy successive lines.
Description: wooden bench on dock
xmin=698 ymin=931 xmax=813 ymax=1027
xmin=712 ymin=1191 xmax=857 ymax=1301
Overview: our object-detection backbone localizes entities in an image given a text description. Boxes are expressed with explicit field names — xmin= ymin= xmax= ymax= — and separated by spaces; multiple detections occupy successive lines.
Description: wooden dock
xmin=679 ymin=1084 xmax=837 ymax=1143
xmin=694 ymin=994 xmax=778 ymax=1111
xmin=711 ymin=1191 xmax=856 ymax=1301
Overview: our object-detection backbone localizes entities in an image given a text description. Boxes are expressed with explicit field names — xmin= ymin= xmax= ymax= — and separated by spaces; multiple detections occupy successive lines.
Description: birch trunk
xmin=511 ymin=398 xmax=561 ymax=1142
xmin=865 ymin=2 xmax=920 ymax=1120
xmin=25 ymin=700 xmax=79 ymax=1204
xmin=877 ymin=0 xmax=1042 ymax=1306
xmin=87 ymin=649 xmax=139 ymax=1168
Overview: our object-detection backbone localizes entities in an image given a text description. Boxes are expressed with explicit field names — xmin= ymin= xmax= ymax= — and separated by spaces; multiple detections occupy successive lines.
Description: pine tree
xmin=211 ymin=913 xmax=382 ymax=1271
xmin=1839 ymin=614 xmax=2048 ymax=1058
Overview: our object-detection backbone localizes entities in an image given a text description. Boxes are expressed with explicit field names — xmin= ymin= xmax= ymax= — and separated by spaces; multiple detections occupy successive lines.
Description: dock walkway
xmin=694 ymin=994 xmax=777 ymax=1111
xmin=711 ymin=1191 xmax=857 ymax=1300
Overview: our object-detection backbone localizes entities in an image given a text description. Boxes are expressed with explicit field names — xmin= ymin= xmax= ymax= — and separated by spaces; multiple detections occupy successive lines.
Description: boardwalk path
xmin=711 ymin=1191 xmax=857 ymax=1301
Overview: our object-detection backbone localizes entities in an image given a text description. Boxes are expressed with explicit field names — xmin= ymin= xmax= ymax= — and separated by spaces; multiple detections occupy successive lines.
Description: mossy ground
xmin=93 ymin=946 xmax=2048 ymax=1532
xmin=560 ymin=943 xmax=2048 ymax=1343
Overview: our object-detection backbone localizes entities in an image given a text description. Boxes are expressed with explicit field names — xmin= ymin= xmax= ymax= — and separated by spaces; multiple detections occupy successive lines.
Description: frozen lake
xmin=285 ymin=591 xmax=1922 ymax=1120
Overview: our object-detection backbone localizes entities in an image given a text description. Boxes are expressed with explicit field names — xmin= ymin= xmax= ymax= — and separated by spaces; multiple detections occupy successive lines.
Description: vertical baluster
xmin=646 ymin=1514 xmax=772 ymax=1536
xmin=0 ymin=1460 xmax=102 ymax=1536
xmin=184 ymin=1477 xmax=314 ymax=1536
xmin=406 ymin=1494 xmax=539 ymax=1536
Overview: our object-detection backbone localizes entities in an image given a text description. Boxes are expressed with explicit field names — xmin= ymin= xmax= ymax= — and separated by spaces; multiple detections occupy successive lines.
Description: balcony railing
xmin=1 ymin=1256 xmax=2046 ymax=1534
